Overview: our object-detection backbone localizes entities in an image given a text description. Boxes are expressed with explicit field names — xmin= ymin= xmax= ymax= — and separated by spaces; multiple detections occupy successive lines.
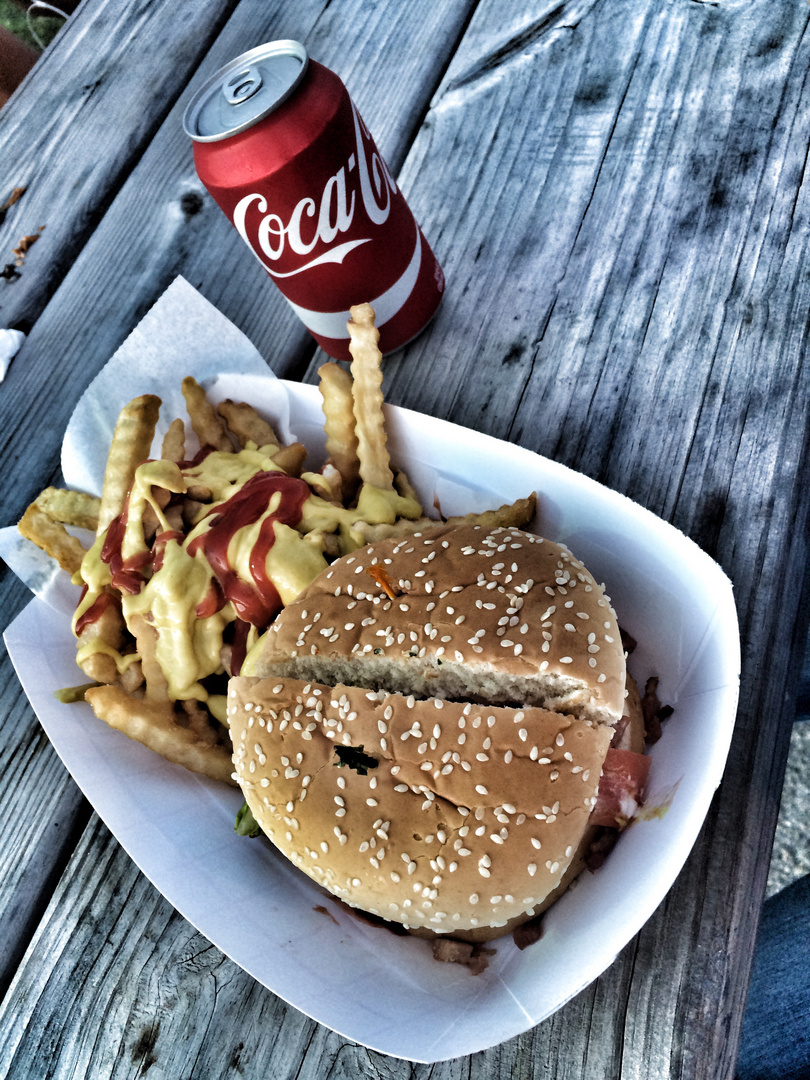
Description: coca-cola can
xmin=182 ymin=40 xmax=444 ymax=361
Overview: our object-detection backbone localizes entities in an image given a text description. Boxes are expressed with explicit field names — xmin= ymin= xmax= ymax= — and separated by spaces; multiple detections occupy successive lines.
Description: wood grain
xmin=0 ymin=664 xmax=90 ymax=1000
xmin=0 ymin=0 xmax=241 ymax=336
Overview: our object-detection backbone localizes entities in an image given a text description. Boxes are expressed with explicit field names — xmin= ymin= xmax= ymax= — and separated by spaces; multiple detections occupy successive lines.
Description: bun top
xmin=252 ymin=523 xmax=626 ymax=727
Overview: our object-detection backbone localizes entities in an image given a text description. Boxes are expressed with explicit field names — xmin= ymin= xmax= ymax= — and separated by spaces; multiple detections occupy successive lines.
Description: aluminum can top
xmin=183 ymin=40 xmax=309 ymax=143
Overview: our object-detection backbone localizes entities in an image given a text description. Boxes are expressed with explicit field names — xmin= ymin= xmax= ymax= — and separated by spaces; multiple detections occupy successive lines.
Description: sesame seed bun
xmin=253 ymin=524 xmax=626 ymax=726
xmin=228 ymin=678 xmax=613 ymax=940
xmin=227 ymin=525 xmax=629 ymax=941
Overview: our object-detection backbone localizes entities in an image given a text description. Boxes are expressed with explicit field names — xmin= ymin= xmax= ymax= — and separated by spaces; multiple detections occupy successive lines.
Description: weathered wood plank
xmin=350 ymin=0 xmax=809 ymax=1075
xmin=0 ymin=0 xmax=241 ymax=336
xmin=0 ymin=632 xmax=90 ymax=1000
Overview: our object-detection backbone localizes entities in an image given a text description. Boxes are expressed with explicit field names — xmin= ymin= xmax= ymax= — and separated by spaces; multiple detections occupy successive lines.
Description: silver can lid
xmin=182 ymin=40 xmax=309 ymax=143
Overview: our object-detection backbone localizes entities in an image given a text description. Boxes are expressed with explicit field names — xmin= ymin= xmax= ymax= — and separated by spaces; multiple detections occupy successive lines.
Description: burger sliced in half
xmin=228 ymin=524 xmax=632 ymax=942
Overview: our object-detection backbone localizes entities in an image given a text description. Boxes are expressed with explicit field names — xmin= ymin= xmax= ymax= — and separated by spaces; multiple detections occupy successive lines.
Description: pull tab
xmin=223 ymin=65 xmax=263 ymax=105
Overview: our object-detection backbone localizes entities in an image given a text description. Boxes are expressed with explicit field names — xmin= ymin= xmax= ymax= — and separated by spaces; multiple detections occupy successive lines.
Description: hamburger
xmin=228 ymin=522 xmax=649 ymax=943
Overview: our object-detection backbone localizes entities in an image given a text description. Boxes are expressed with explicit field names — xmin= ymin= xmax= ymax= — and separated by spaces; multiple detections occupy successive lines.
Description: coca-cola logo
xmin=233 ymin=101 xmax=399 ymax=278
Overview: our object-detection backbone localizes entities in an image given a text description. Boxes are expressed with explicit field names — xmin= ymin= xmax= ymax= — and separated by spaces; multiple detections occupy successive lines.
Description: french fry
xmin=348 ymin=304 xmax=394 ymax=490
xmin=75 ymin=596 xmax=127 ymax=684
xmin=217 ymin=399 xmax=281 ymax=449
xmin=18 ymin=502 xmax=88 ymax=575
xmin=162 ymin=417 xmax=186 ymax=463
xmin=302 ymin=465 xmax=342 ymax=504
xmin=350 ymin=515 xmax=438 ymax=544
xmin=84 ymin=684 xmax=236 ymax=786
xmin=97 ymin=394 xmax=162 ymax=534
xmin=35 ymin=487 xmax=100 ymax=531
xmin=352 ymin=493 xmax=538 ymax=544
xmin=129 ymin=613 xmax=171 ymax=703
xmin=444 ymin=492 xmax=537 ymax=531
xmin=118 ymin=658 xmax=144 ymax=695
xmin=270 ymin=442 xmax=307 ymax=477
xmin=318 ymin=362 xmax=359 ymax=498
xmin=179 ymin=698 xmax=222 ymax=746
xmin=181 ymin=376 xmax=233 ymax=453
xmin=76 ymin=652 xmax=119 ymax=685
xmin=319 ymin=463 xmax=344 ymax=502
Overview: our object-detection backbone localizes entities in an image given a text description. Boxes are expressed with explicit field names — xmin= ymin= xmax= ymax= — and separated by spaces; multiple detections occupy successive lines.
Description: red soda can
xmin=182 ymin=40 xmax=444 ymax=360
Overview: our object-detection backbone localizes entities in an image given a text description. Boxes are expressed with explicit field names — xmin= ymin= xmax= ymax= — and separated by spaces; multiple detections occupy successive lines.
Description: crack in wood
xmin=443 ymin=0 xmax=600 ymax=95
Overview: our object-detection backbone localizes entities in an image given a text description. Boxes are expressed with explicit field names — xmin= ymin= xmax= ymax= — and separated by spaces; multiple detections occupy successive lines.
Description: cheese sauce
xmin=72 ymin=442 xmax=422 ymax=709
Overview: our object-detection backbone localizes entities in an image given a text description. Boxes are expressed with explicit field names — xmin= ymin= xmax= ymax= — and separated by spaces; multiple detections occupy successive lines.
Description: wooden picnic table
xmin=1 ymin=0 xmax=808 ymax=1076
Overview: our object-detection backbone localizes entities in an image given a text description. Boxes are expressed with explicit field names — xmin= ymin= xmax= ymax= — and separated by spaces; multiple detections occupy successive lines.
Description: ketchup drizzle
xmin=101 ymin=513 xmax=151 ymax=595
xmin=230 ymin=618 xmax=251 ymax=676
xmin=74 ymin=588 xmax=116 ymax=638
xmin=76 ymin=466 xmax=309 ymax=649
xmin=187 ymin=471 xmax=311 ymax=629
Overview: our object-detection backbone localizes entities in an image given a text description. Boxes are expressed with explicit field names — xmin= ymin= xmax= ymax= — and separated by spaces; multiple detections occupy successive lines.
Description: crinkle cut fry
xmin=162 ymin=417 xmax=186 ymax=463
xmin=318 ymin=361 xmax=360 ymax=499
xmin=85 ymin=684 xmax=237 ymax=786
xmin=181 ymin=376 xmax=233 ymax=452
xmin=35 ymin=486 xmax=100 ymax=531
xmin=347 ymin=303 xmax=394 ymax=490
xmin=353 ymin=492 xmax=538 ymax=544
xmin=216 ymin=396 xmax=307 ymax=475
xmin=128 ymin=612 xmax=171 ymax=703
xmin=18 ymin=501 xmax=88 ymax=575
xmin=217 ymin=398 xmax=281 ymax=450
xmin=97 ymin=394 xmax=162 ymax=534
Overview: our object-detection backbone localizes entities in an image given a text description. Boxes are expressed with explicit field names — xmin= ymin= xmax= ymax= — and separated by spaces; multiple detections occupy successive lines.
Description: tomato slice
xmin=591 ymin=748 xmax=651 ymax=829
